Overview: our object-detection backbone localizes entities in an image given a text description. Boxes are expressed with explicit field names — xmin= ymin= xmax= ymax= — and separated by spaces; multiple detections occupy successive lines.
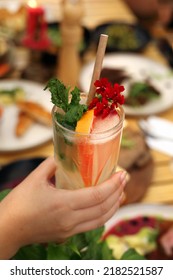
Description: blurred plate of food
xmin=79 ymin=54 xmax=173 ymax=116
xmin=92 ymin=21 xmax=151 ymax=52
xmin=103 ymin=203 xmax=173 ymax=260
xmin=0 ymin=79 xmax=52 ymax=152
xmin=118 ymin=125 xmax=154 ymax=204
xmin=0 ymin=157 xmax=46 ymax=191
xmin=0 ymin=1 xmax=26 ymax=34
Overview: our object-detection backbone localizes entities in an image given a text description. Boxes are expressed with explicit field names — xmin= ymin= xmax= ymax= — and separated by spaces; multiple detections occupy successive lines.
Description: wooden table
xmin=1 ymin=0 xmax=173 ymax=204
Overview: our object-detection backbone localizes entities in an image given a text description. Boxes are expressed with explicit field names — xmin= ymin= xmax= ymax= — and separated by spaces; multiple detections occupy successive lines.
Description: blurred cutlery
xmin=145 ymin=137 xmax=173 ymax=157
xmin=139 ymin=117 xmax=173 ymax=142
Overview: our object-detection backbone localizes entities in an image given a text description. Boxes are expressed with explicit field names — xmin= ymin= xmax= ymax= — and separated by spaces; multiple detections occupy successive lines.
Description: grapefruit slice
xmin=90 ymin=113 xmax=120 ymax=185
xmin=75 ymin=110 xmax=94 ymax=187
xmin=75 ymin=111 xmax=120 ymax=187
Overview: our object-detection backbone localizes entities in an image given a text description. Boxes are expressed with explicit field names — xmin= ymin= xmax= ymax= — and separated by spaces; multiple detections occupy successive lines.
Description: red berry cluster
xmin=89 ymin=78 xmax=125 ymax=118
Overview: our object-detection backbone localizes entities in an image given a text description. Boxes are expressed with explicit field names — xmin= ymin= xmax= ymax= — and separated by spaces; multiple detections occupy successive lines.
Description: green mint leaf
xmin=55 ymin=112 xmax=74 ymax=130
xmin=70 ymin=86 xmax=81 ymax=106
xmin=64 ymin=104 xmax=87 ymax=129
xmin=44 ymin=78 xmax=69 ymax=112
xmin=101 ymin=242 xmax=114 ymax=260
xmin=47 ymin=243 xmax=70 ymax=260
xmin=85 ymin=226 xmax=104 ymax=243
xmin=55 ymin=112 xmax=65 ymax=125
xmin=12 ymin=244 xmax=47 ymax=260
xmin=67 ymin=239 xmax=81 ymax=256
xmin=0 ymin=189 xmax=11 ymax=201
xmin=121 ymin=248 xmax=146 ymax=260
xmin=81 ymin=227 xmax=113 ymax=260
xmin=69 ymin=233 xmax=88 ymax=254
xmin=47 ymin=241 xmax=81 ymax=260
xmin=45 ymin=79 xmax=88 ymax=129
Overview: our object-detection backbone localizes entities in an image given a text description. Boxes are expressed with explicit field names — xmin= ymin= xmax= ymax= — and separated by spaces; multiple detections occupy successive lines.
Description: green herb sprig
xmin=44 ymin=78 xmax=87 ymax=130
xmin=125 ymin=81 xmax=160 ymax=107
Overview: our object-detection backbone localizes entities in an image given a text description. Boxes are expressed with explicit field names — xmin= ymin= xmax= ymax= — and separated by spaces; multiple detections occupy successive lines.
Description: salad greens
xmin=0 ymin=87 xmax=25 ymax=105
xmin=0 ymin=188 xmax=145 ymax=260
xmin=44 ymin=78 xmax=87 ymax=130
xmin=121 ymin=248 xmax=146 ymax=260
xmin=125 ymin=81 xmax=160 ymax=107
xmin=121 ymin=135 xmax=135 ymax=149
xmin=106 ymin=24 xmax=139 ymax=51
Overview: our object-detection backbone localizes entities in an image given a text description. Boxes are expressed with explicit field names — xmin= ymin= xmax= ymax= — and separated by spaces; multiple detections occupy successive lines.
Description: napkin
xmin=146 ymin=137 xmax=173 ymax=157
xmin=139 ymin=116 xmax=173 ymax=156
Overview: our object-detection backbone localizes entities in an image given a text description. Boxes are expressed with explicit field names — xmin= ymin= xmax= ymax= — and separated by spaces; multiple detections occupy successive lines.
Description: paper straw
xmin=87 ymin=34 xmax=108 ymax=105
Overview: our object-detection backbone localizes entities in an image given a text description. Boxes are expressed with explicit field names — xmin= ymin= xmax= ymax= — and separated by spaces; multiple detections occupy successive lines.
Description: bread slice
xmin=17 ymin=101 xmax=52 ymax=127
xmin=15 ymin=111 xmax=34 ymax=137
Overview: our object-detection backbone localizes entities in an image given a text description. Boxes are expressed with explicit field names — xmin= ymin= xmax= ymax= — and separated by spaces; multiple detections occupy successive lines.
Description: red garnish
xmin=89 ymin=78 xmax=125 ymax=118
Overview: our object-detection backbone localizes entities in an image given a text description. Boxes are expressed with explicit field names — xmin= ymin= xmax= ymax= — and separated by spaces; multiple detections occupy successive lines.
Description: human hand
xmin=0 ymin=157 xmax=127 ymax=259
xmin=160 ymin=226 xmax=173 ymax=256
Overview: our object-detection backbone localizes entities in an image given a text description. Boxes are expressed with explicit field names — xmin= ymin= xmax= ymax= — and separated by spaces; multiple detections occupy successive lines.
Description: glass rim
xmin=52 ymin=104 xmax=125 ymax=137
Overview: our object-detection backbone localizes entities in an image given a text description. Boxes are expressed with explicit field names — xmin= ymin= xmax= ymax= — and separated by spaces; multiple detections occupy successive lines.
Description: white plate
xmin=0 ymin=80 xmax=53 ymax=152
xmin=79 ymin=54 xmax=173 ymax=116
xmin=105 ymin=203 xmax=173 ymax=232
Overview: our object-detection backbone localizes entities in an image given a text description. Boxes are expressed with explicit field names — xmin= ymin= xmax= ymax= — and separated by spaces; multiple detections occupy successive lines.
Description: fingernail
xmin=120 ymin=171 xmax=127 ymax=184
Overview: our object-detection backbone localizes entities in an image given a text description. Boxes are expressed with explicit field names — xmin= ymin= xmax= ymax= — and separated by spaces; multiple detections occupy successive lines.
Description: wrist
xmin=0 ymin=202 xmax=22 ymax=259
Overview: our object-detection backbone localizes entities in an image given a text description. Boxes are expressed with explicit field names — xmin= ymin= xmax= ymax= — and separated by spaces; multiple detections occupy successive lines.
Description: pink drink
xmin=52 ymin=105 xmax=124 ymax=189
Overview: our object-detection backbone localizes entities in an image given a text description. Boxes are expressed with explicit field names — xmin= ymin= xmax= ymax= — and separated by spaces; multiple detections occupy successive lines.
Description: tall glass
xmin=52 ymin=104 xmax=124 ymax=189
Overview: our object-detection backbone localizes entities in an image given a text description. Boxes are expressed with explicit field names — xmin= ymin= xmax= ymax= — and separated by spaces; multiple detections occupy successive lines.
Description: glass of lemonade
xmin=52 ymin=103 xmax=124 ymax=189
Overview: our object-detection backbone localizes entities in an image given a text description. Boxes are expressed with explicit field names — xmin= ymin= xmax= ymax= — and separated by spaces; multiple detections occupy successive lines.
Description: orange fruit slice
xmin=75 ymin=109 xmax=94 ymax=134
xmin=75 ymin=110 xmax=94 ymax=187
